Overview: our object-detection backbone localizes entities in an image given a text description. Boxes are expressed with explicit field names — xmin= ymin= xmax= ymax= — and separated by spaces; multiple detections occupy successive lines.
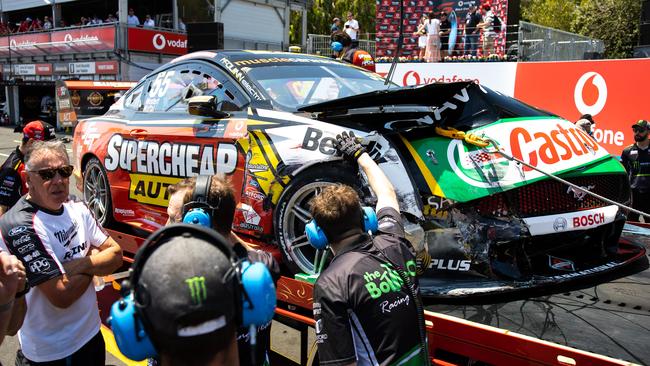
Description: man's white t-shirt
xmin=0 ymin=198 xmax=108 ymax=362
xmin=344 ymin=19 xmax=359 ymax=40
xmin=127 ymin=14 xmax=140 ymax=26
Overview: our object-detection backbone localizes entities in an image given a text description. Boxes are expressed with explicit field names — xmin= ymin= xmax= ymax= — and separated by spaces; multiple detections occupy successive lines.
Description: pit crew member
xmin=331 ymin=31 xmax=376 ymax=72
xmin=621 ymin=120 xmax=650 ymax=222
xmin=310 ymin=131 xmax=428 ymax=365
xmin=0 ymin=121 xmax=55 ymax=216
xmin=0 ymin=140 xmax=122 ymax=365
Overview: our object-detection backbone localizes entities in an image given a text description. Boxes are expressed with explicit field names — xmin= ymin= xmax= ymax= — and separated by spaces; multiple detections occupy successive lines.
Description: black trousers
xmin=629 ymin=190 xmax=650 ymax=222
xmin=15 ymin=331 xmax=105 ymax=366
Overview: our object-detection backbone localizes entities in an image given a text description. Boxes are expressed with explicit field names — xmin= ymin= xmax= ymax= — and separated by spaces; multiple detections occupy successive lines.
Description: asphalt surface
xmin=0 ymin=126 xmax=648 ymax=365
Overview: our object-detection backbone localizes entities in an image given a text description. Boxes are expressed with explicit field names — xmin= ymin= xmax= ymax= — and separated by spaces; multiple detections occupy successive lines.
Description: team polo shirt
xmin=0 ymin=147 xmax=27 ymax=208
xmin=313 ymin=207 xmax=426 ymax=366
xmin=0 ymin=197 xmax=108 ymax=362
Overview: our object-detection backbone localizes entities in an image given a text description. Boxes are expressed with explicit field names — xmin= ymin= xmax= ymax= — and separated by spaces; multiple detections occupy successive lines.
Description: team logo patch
xmin=548 ymin=255 xmax=575 ymax=272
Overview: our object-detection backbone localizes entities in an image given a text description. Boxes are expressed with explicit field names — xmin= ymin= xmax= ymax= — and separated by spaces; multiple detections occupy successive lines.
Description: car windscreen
xmin=247 ymin=64 xmax=392 ymax=111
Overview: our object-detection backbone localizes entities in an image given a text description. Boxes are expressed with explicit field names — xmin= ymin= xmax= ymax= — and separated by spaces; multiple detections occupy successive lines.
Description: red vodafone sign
xmin=128 ymin=28 xmax=187 ymax=55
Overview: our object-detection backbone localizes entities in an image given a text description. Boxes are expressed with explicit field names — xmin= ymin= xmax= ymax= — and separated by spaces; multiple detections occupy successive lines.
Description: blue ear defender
xmin=331 ymin=41 xmax=343 ymax=52
xmin=306 ymin=206 xmax=378 ymax=249
xmin=181 ymin=175 xmax=214 ymax=228
xmin=110 ymin=223 xmax=277 ymax=360
xmin=183 ymin=208 xmax=212 ymax=227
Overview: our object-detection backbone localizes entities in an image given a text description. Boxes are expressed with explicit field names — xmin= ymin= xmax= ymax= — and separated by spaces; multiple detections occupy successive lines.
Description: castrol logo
xmin=574 ymin=72 xmax=607 ymax=117
xmin=448 ymin=118 xmax=610 ymax=188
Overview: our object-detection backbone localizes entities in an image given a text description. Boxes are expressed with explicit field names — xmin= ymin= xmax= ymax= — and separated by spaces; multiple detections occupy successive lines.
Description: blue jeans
xmin=465 ymin=33 xmax=479 ymax=56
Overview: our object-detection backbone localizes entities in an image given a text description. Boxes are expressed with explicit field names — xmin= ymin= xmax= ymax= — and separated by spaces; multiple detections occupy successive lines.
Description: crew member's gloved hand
xmin=335 ymin=131 xmax=366 ymax=161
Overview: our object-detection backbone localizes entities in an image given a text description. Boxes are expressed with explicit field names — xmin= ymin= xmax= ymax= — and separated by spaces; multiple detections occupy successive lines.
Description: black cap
xmin=632 ymin=120 xmax=649 ymax=130
xmin=138 ymin=231 xmax=238 ymax=350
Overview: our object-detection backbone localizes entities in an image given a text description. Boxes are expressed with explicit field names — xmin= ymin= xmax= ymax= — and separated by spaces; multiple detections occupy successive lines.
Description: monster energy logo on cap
xmin=185 ymin=276 xmax=207 ymax=305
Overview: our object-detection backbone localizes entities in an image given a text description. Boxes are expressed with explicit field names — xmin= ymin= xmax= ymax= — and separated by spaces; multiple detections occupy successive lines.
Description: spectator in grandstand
xmin=158 ymin=175 xmax=279 ymax=366
xmin=0 ymin=140 xmax=122 ymax=365
xmin=58 ymin=20 xmax=67 ymax=28
xmin=311 ymin=131 xmax=428 ymax=365
xmin=416 ymin=14 xmax=428 ymax=61
xmin=330 ymin=31 xmax=375 ymax=72
xmin=0 ymin=121 xmax=56 ymax=217
xmin=17 ymin=18 xmax=32 ymax=33
xmin=478 ymin=4 xmax=496 ymax=55
xmin=127 ymin=225 xmax=243 ymax=366
xmin=31 ymin=18 xmax=43 ymax=31
xmin=331 ymin=17 xmax=341 ymax=33
xmin=344 ymin=12 xmax=360 ymax=40
xmin=42 ymin=16 xmax=52 ymax=30
xmin=0 ymin=21 xmax=10 ymax=35
xmin=424 ymin=12 xmax=441 ymax=62
xmin=0 ymin=250 xmax=28 ymax=346
xmin=143 ymin=14 xmax=155 ymax=28
xmin=575 ymin=114 xmax=595 ymax=137
xmin=439 ymin=12 xmax=451 ymax=59
xmin=465 ymin=5 xmax=481 ymax=56
xmin=105 ymin=13 xmax=117 ymax=23
xmin=178 ymin=17 xmax=186 ymax=31
xmin=127 ymin=8 xmax=140 ymax=26
xmin=621 ymin=120 xmax=650 ymax=222
xmin=89 ymin=15 xmax=103 ymax=25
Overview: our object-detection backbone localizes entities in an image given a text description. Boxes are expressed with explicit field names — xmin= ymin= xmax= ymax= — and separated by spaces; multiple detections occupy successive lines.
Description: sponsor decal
xmin=17 ymin=242 xmax=35 ymax=254
xmin=87 ymin=91 xmax=104 ymax=107
xmin=219 ymin=57 xmax=263 ymax=101
xmin=380 ymin=294 xmax=410 ymax=314
xmin=237 ymin=203 xmax=263 ymax=231
xmin=153 ymin=33 xmax=166 ymax=50
xmin=105 ymin=135 xmax=237 ymax=177
xmin=363 ymin=260 xmax=417 ymax=299
xmin=423 ymin=195 xmax=450 ymax=219
xmin=128 ymin=174 xmax=182 ymax=207
xmin=82 ymin=126 xmax=101 ymax=148
xmin=64 ymin=33 xmax=99 ymax=43
xmin=24 ymin=251 xmax=41 ymax=262
xmin=567 ymin=185 xmax=595 ymax=201
xmin=428 ymin=259 xmax=471 ymax=271
xmin=550 ymin=261 xmax=619 ymax=280
xmin=54 ymin=222 xmax=79 ymax=247
xmin=522 ymin=205 xmax=617 ymax=236
xmin=548 ymin=255 xmax=575 ymax=271
xmin=553 ymin=217 xmax=567 ymax=232
xmin=64 ymin=242 xmax=87 ymax=260
xmin=302 ymin=127 xmax=337 ymax=155
xmin=185 ymin=276 xmax=207 ymax=305
xmin=9 ymin=226 xmax=28 ymax=237
xmin=244 ymin=189 xmax=266 ymax=201
xmin=29 ymin=258 xmax=51 ymax=272
xmin=115 ymin=208 xmax=135 ymax=216
xmin=247 ymin=163 xmax=268 ymax=173
xmin=233 ymin=57 xmax=342 ymax=67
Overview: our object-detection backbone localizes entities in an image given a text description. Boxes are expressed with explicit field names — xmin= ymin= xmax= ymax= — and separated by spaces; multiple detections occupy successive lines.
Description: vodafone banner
xmin=514 ymin=59 xmax=650 ymax=157
xmin=376 ymin=59 xmax=650 ymax=156
xmin=51 ymin=26 xmax=115 ymax=53
xmin=128 ymin=28 xmax=187 ymax=55
xmin=376 ymin=63 xmax=518 ymax=96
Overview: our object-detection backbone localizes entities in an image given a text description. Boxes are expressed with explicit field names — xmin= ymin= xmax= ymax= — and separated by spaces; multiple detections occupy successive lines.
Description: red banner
xmin=50 ymin=26 xmax=115 ymax=53
xmin=127 ymin=28 xmax=187 ymax=55
xmin=95 ymin=61 xmax=119 ymax=74
xmin=35 ymin=63 xmax=52 ymax=75
xmin=514 ymin=59 xmax=650 ymax=156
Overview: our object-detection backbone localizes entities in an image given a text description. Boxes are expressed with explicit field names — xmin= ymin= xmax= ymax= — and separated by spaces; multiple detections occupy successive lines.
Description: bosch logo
xmin=403 ymin=71 xmax=421 ymax=86
xmin=553 ymin=217 xmax=567 ymax=232
xmin=153 ymin=33 xmax=166 ymax=50
xmin=574 ymin=72 xmax=607 ymax=117
xmin=9 ymin=226 xmax=28 ymax=237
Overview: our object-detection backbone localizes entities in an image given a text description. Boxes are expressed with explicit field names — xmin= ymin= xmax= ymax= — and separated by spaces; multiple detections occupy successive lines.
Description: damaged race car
xmin=72 ymin=51 xmax=646 ymax=297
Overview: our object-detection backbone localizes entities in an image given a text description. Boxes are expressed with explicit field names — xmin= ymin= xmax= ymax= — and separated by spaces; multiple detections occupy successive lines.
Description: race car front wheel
xmin=83 ymin=157 xmax=113 ymax=226
xmin=274 ymin=164 xmax=359 ymax=275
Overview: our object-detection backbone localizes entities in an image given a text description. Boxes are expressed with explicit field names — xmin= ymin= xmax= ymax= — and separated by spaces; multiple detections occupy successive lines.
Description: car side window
xmin=141 ymin=63 xmax=248 ymax=114
xmin=124 ymin=83 xmax=145 ymax=111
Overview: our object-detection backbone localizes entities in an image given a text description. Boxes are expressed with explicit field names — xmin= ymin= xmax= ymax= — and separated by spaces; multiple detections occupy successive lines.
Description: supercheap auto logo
xmin=103 ymin=134 xmax=238 ymax=206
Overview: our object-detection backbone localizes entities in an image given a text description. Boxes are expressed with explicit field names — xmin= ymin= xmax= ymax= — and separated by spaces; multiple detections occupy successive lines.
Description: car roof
xmin=171 ymin=50 xmax=334 ymax=65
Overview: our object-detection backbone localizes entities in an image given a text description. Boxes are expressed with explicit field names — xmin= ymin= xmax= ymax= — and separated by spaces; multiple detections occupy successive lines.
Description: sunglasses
xmin=28 ymin=165 xmax=74 ymax=181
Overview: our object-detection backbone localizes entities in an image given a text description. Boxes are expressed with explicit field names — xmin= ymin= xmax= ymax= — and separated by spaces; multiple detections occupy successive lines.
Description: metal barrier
xmin=517 ymin=21 xmax=604 ymax=61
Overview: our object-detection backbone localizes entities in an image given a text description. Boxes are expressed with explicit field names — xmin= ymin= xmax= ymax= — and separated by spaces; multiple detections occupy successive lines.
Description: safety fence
xmin=517 ymin=21 xmax=604 ymax=61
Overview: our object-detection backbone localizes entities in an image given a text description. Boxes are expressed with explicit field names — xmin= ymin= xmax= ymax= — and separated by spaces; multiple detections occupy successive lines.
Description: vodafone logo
xmin=152 ymin=33 xmax=166 ymax=50
xmin=403 ymin=70 xmax=421 ymax=86
xmin=574 ymin=71 xmax=607 ymax=116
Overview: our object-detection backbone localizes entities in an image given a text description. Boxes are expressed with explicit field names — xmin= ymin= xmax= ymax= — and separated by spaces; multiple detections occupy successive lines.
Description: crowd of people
xmin=0 ymin=8 xmax=176 ymax=35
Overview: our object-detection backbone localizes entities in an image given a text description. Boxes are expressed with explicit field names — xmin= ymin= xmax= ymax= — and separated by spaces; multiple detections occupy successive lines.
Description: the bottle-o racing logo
xmin=572 ymin=212 xmax=605 ymax=228
xmin=104 ymin=135 xmax=237 ymax=177
xmin=574 ymin=72 xmax=607 ymax=117
xmin=153 ymin=34 xmax=166 ymax=50
xmin=429 ymin=259 xmax=471 ymax=271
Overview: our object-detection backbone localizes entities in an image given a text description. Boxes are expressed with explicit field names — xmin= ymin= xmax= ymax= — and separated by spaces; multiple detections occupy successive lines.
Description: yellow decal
xmin=399 ymin=135 xmax=445 ymax=198
xmin=128 ymin=173 xmax=183 ymax=207
xmin=248 ymin=131 xmax=290 ymax=204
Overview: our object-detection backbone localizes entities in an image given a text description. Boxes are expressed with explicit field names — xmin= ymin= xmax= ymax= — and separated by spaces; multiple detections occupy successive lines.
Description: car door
xmin=107 ymin=61 xmax=251 ymax=229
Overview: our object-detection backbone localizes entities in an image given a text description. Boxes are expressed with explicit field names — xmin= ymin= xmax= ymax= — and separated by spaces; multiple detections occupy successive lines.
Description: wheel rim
xmin=83 ymin=163 xmax=110 ymax=224
xmin=281 ymin=182 xmax=335 ymax=275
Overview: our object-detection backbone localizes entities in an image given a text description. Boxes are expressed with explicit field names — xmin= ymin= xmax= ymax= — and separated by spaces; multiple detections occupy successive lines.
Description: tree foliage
xmin=571 ymin=0 xmax=641 ymax=59
xmin=521 ymin=0 xmax=580 ymax=32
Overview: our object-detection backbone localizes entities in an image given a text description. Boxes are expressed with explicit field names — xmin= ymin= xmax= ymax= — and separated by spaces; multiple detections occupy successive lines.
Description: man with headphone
xmin=110 ymin=224 xmax=276 ymax=366
xmin=158 ymin=175 xmax=279 ymax=366
xmin=309 ymin=131 xmax=428 ymax=365
xmin=331 ymin=31 xmax=376 ymax=72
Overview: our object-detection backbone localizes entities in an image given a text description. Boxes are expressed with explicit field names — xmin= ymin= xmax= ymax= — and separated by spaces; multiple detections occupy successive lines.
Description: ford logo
xmin=9 ymin=226 xmax=28 ymax=237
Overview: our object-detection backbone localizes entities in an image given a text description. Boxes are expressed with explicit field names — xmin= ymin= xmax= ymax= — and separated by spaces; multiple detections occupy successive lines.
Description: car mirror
xmin=188 ymin=95 xmax=229 ymax=119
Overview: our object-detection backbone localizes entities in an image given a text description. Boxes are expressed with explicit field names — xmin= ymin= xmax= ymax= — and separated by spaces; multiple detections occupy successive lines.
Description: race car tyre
xmin=274 ymin=165 xmax=359 ymax=275
xmin=83 ymin=157 xmax=113 ymax=226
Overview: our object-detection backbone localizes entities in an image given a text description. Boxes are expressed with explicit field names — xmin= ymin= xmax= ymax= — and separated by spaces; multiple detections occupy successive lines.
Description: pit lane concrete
xmin=0 ymin=126 xmax=647 ymax=365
